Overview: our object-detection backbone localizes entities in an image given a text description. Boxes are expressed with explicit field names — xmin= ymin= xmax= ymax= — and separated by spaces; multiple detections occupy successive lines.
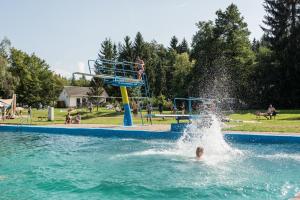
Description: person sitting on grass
xmin=65 ymin=112 xmax=72 ymax=124
xmin=74 ymin=113 xmax=81 ymax=124
xmin=196 ymin=146 xmax=204 ymax=159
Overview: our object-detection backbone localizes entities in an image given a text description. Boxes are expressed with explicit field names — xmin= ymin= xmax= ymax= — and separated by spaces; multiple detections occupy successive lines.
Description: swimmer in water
xmin=196 ymin=146 xmax=204 ymax=159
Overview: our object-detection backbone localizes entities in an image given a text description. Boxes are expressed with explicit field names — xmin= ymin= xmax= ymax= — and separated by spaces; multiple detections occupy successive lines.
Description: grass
xmin=225 ymin=110 xmax=300 ymax=133
xmin=0 ymin=107 xmax=179 ymax=126
xmin=1 ymin=108 xmax=300 ymax=133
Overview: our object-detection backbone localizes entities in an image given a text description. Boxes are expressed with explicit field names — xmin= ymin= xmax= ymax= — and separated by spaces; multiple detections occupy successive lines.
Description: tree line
xmin=91 ymin=1 xmax=300 ymax=108
xmin=1 ymin=1 xmax=299 ymax=108
xmin=0 ymin=38 xmax=66 ymax=106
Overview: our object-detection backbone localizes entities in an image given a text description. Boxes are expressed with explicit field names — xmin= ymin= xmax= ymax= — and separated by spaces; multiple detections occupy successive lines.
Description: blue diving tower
xmin=73 ymin=58 xmax=150 ymax=126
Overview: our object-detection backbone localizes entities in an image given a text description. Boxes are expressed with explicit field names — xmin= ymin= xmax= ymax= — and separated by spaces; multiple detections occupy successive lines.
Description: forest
xmin=1 ymin=1 xmax=300 ymax=108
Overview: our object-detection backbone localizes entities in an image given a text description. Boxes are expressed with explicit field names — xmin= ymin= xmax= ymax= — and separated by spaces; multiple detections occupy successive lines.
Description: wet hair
xmin=196 ymin=146 xmax=204 ymax=157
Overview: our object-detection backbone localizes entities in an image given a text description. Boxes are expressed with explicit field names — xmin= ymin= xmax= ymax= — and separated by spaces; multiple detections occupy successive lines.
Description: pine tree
xmin=177 ymin=38 xmax=189 ymax=54
xmin=88 ymin=77 xmax=105 ymax=111
xmin=252 ymin=38 xmax=260 ymax=53
xmin=95 ymin=38 xmax=119 ymax=97
xmin=169 ymin=36 xmax=178 ymax=51
xmin=119 ymin=36 xmax=134 ymax=62
xmin=98 ymin=38 xmax=118 ymax=60
xmin=133 ymin=32 xmax=145 ymax=59
xmin=262 ymin=0 xmax=300 ymax=107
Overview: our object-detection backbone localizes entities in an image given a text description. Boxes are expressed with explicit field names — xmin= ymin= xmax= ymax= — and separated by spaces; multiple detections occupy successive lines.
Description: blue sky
xmin=0 ymin=0 xmax=265 ymax=77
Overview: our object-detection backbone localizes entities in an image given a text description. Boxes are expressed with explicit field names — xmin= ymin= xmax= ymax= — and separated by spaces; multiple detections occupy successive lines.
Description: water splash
xmin=175 ymin=114 xmax=242 ymax=165
xmin=114 ymin=114 xmax=242 ymax=166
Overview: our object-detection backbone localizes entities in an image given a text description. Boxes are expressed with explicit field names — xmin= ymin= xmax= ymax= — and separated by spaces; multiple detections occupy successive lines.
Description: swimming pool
xmin=0 ymin=119 xmax=299 ymax=199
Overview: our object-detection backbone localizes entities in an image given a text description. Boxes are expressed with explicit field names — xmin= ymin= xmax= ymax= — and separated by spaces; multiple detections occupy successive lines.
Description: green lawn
xmin=225 ymin=110 xmax=300 ymax=133
xmin=0 ymin=107 xmax=178 ymax=126
xmin=1 ymin=108 xmax=300 ymax=133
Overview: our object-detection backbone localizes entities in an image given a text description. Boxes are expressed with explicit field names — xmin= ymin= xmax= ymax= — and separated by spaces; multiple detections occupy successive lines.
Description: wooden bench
xmin=175 ymin=115 xmax=191 ymax=123
xmin=37 ymin=116 xmax=48 ymax=121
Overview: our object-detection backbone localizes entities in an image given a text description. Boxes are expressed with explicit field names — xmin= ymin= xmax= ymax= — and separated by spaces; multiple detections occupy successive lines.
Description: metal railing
xmin=88 ymin=59 xmax=143 ymax=80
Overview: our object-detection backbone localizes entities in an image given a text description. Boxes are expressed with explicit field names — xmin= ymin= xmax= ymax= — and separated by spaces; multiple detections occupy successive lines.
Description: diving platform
xmin=73 ymin=72 xmax=144 ymax=87
xmin=73 ymin=58 xmax=150 ymax=127
xmin=73 ymin=59 xmax=150 ymax=90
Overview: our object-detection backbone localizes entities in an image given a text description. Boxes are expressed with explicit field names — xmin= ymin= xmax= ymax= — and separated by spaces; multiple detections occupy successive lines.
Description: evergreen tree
xmin=262 ymin=0 xmax=300 ymax=107
xmin=252 ymin=38 xmax=260 ymax=53
xmin=95 ymin=38 xmax=119 ymax=97
xmin=119 ymin=35 xmax=134 ymax=62
xmin=88 ymin=77 xmax=105 ymax=111
xmin=177 ymin=38 xmax=189 ymax=54
xmin=169 ymin=36 xmax=178 ymax=51
xmin=98 ymin=38 xmax=118 ymax=60
xmin=0 ymin=37 xmax=11 ymax=59
xmin=133 ymin=32 xmax=145 ymax=59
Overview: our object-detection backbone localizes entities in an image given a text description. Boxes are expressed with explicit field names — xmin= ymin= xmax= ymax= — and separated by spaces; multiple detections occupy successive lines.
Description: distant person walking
xmin=267 ymin=104 xmax=277 ymax=119
xmin=28 ymin=106 xmax=32 ymax=117
xmin=158 ymin=102 xmax=165 ymax=120
xmin=181 ymin=103 xmax=185 ymax=115
xmin=88 ymin=102 xmax=93 ymax=113
xmin=1 ymin=107 xmax=5 ymax=121
xmin=27 ymin=106 xmax=32 ymax=123
xmin=146 ymin=102 xmax=152 ymax=125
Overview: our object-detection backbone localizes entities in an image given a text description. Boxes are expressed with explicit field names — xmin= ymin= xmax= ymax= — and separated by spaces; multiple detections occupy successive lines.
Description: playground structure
xmin=73 ymin=59 xmax=150 ymax=126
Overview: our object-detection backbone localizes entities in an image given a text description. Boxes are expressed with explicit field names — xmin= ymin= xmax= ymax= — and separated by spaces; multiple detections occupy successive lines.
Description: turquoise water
xmin=0 ymin=131 xmax=299 ymax=200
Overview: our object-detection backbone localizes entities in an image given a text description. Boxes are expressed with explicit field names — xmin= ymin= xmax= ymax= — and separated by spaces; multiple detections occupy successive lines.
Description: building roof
xmin=63 ymin=86 xmax=108 ymax=97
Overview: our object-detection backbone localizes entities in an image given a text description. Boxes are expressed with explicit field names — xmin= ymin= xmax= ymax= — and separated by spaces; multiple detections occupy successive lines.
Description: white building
xmin=58 ymin=86 xmax=109 ymax=107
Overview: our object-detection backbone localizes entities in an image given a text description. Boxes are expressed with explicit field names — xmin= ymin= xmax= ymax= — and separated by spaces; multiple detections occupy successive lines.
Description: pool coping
xmin=0 ymin=124 xmax=300 ymax=143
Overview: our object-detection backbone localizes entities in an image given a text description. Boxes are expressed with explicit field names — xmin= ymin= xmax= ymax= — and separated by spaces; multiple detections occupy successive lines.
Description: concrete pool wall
xmin=0 ymin=125 xmax=300 ymax=144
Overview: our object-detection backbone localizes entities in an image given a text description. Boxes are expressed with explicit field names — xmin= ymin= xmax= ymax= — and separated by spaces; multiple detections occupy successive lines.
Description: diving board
xmin=73 ymin=58 xmax=150 ymax=126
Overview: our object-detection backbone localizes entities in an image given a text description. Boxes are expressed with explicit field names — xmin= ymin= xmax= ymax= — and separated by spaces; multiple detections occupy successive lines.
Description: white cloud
xmin=77 ymin=61 xmax=85 ymax=73
xmin=50 ymin=61 xmax=91 ymax=80
xmin=51 ymin=61 xmax=72 ymax=78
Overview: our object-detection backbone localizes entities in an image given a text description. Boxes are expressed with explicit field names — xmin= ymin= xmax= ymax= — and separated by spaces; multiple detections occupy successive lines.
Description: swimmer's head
xmin=196 ymin=146 xmax=204 ymax=158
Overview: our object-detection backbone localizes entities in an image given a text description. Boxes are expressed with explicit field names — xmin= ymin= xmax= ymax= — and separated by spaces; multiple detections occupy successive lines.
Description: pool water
xmin=0 ymin=119 xmax=299 ymax=199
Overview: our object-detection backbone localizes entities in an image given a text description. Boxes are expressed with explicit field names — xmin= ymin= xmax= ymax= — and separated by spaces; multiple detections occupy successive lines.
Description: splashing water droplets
xmin=175 ymin=114 xmax=241 ymax=165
